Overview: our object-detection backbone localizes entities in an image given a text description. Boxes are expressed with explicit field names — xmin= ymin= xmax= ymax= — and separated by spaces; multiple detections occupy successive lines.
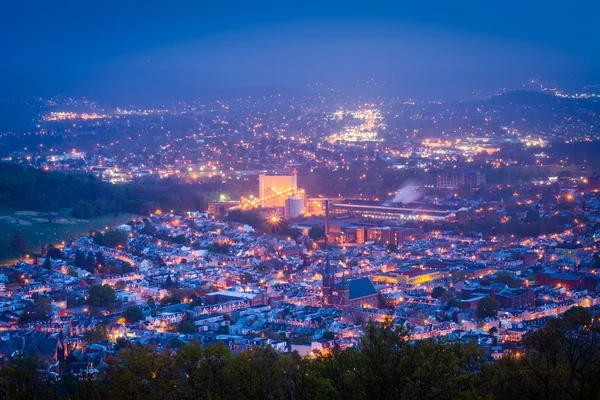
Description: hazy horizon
xmin=2 ymin=1 xmax=599 ymax=103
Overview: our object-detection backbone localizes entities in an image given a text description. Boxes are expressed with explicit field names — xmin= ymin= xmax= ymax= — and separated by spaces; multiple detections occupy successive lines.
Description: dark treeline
xmin=0 ymin=163 xmax=207 ymax=217
xmin=1 ymin=316 xmax=599 ymax=400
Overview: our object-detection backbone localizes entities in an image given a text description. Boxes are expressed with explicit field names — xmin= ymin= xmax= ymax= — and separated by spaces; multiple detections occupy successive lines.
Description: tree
xmin=476 ymin=296 xmax=499 ymax=319
xmin=10 ymin=231 xmax=27 ymax=257
xmin=42 ymin=255 xmax=52 ymax=270
xmin=226 ymin=209 xmax=262 ymax=227
xmin=122 ymin=306 xmax=143 ymax=323
xmin=115 ymin=280 xmax=127 ymax=290
xmin=480 ymin=318 xmax=600 ymax=400
xmin=347 ymin=319 xmax=410 ymax=398
xmin=46 ymin=245 xmax=64 ymax=259
xmin=103 ymin=229 xmax=128 ymax=249
xmin=74 ymin=249 xmax=86 ymax=268
xmin=83 ymin=325 xmax=109 ymax=344
xmin=494 ymin=272 xmax=522 ymax=288
xmin=147 ymin=297 xmax=156 ymax=309
xmin=92 ymin=231 xmax=105 ymax=246
xmin=18 ymin=295 xmax=52 ymax=323
xmin=95 ymin=251 xmax=106 ymax=268
xmin=479 ymin=278 xmax=492 ymax=286
xmin=240 ymin=273 xmax=253 ymax=284
xmin=88 ymin=284 xmax=115 ymax=307
xmin=231 ymin=345 xmax=290 ymax=399
xmin=141 ymin=222 xmax=157 ymax=235
xmin=322 ymin=331 xmax=335 ymax=340
xmin=592 ymin=253 xmax=600 ymax=270
xmin=562 ymin=306 xmax=592 ymax=327
xmin=432 ymin=286 xmax=446 ymax=298
xmin=72 ymin=201 xmax=95 ymax=219
xmin=206 ymin=242 xmax=230 ymax=254
xmin=2 ymin=314 xmax=600 ymax=400
xmin=176 ymin=342 xmax=237 ymax=399
xmin=284 ymin=227 xmax=303 ymax=240
xmin=0 ymin=356 xmax=56 ymax=399
xmin=172 ymin=234 xmax=188 ymax=245
xmin=43 ymin=212 xmax=59 ymax=224
xmin=441 ymin=291 xmax=459 ymax=307
xmin=525 ymin=208 xmax=541 ymax=223
xmin=84 ymin=252 xmax=96 ymax=273
xmin=180 ymin=319 xmax=197 ymax=334
xmin=103 ymin=345 xmax=179 ymax=400
xmin=308 ymin=226 xmax=326 ymax=240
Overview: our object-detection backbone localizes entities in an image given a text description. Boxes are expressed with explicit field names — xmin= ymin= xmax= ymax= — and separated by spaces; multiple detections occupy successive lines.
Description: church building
xmin=321 ymin=255 xmax=379 ymax=309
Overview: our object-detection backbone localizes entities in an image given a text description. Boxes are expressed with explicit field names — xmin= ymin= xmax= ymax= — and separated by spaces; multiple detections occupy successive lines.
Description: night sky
xmin=1 ymin=0 xmax=599 ymax=101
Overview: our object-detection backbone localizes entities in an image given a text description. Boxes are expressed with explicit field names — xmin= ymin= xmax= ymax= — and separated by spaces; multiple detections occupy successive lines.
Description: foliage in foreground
xmin=1 ymin=318 xmax=599 ymax=400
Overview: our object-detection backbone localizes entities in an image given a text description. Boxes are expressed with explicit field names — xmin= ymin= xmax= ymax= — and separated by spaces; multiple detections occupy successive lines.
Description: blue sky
xmin=1 ymin=0 xmax=598 ymax=100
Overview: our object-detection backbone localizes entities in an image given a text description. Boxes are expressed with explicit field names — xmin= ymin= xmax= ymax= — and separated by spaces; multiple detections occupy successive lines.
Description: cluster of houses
xmin=1 ymin=185 xmax=600 ymax=372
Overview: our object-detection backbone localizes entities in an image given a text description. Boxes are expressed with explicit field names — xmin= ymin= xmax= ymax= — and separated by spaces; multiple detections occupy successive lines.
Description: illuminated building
xmin=391 ymin=227 xmax=423 ymax=243
xmin=536 ymin=272 xmax=585 ymax=290
xmin=284 ymin=196 xmax=304 ymax=218
xmin=258 ymin=174 xmax=298 ymax=207
xmin=325 ymin=231 xmax=355 ymax=245
xmin=334 ymin=226 xmax=422 ymax=244
xmin=389 ymin=268 xmax=448 ymax=285
xmin=436 ymin=171 xmax=485 ymax=189
xmin=356 ymin=227 xmax=366 ymax=243
xmin=330 ymin=200 xmax=465 ymax=221
xmin=305 ymin=198 xmax=330 ymax=216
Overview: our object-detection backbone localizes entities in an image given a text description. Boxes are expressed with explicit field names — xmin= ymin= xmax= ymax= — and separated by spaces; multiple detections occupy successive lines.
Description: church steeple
xmin=340 ymin=269 xmax=348 ymax=288
xmin=337 ymin=269 xmax=350 ymax=307
xmin=323 ymin=253 xmax=332 ymax=275
xmin=322 ymin=253 xmax=335 ymax=306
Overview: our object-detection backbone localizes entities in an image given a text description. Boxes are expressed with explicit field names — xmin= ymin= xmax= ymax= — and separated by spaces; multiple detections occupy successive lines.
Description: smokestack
xmin=325 ymin=199 xmax=329 ymax=235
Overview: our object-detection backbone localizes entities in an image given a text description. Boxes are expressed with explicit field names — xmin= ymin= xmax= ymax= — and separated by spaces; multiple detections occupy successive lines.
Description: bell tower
xmin=337 ymin=270 xmax=350 ymax=308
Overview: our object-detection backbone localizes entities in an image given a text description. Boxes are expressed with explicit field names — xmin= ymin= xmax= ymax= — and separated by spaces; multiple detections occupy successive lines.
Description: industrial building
xmin=258 ymin=174 xmax=298 ymax=207
xmin=329 ymin=199 xmax=466 ymax=221
xmin=304 ymin=198 xmax=331 ymax=216
xmin=284 ymin=196 xmax=305 ymax=218
xmin=436 ymin=170 xmax=485 ymax=189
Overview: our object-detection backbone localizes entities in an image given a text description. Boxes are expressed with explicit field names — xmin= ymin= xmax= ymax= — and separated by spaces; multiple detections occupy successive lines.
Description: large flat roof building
xmin=329 ymin=199 xmax=467 ymax=221
xmin=436 ymin=170 xmax=485 ymax=189
xmin=259 ymin=174 xmax=298 ymax=207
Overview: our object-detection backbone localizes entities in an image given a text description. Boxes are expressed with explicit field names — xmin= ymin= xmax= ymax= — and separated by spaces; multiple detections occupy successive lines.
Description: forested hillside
xmin=0 ymin=163 xmax=207 ymax=218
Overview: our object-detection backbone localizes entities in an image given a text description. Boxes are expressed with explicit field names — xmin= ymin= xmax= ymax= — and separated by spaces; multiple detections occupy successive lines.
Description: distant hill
xmin=483 ymin=90 xmax=600 ymax=110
